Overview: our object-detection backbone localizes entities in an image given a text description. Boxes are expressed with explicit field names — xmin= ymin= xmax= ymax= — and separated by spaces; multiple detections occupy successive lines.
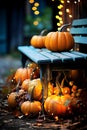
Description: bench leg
xmin=21 ymin=53 xmax=28 ymax=67
xmin=40 ymin=64 xmax=52 ymax=116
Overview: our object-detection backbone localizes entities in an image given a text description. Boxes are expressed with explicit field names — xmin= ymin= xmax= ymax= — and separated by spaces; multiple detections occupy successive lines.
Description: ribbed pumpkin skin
xmin=30 ymin=35 xmax=46 ymax=48
xmin=44 ymin=94 xmax=71 ymax=116
xmin=45 ymin=31 xmax=74 ymax=51
xmin=14 ymin=67 xmax=33 ymax=84
xmin=21 ymin=101 xmax=31 ymax=115
xmin=21 ymin=101 xmax=42 ymax=116
xmin=8 ymin=92 xmax=17 ymax=108
xmin=28 ymin=78 xmax=42 ymax=101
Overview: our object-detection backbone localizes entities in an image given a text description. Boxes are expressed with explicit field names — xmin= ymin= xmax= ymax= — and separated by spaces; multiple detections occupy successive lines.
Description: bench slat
xmin=18 ymin=46 xmax=51 ymax=64
xmin=70 ymin=51 xmax=87 ymax=59
xmin=40 ymin=51 xmax=61 ymax=63
xmin=72 ymin=18 xmax=87 ymax=26
xmin=70 ymin=27 xmax=87 ymax=35
xmin=40 ymin=50 xmax=73 ymax=62
xmin=73 ymin=36 xmax=87 ymax=44
xmin=61 ymin=52 xmax=84 ymax=61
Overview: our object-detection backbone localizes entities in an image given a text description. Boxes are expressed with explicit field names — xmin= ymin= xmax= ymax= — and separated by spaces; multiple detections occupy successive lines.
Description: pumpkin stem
xmin=40 ymin=29 xmax=48 ymax=36
xmin=59 ymin=23 xmax=71 ymax=32
xmin=12 ymin=79 xmax=20 ymax=92
xmin=30 ymin=85 xmax=35 ymax=102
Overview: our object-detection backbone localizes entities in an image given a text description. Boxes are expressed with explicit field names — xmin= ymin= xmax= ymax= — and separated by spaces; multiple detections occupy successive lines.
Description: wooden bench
xmin=18 ymin=18 xmax=87 ymax=99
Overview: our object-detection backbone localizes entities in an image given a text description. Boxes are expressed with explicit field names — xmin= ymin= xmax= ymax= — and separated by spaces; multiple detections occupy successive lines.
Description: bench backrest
xmin=70 ymin=18 xmax=87 ymax=53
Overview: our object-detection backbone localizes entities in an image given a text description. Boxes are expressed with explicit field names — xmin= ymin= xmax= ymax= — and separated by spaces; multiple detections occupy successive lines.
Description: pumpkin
xmin=20 ymin=101 xmax=31 ymax=115
xmin=7 ymin=92 xmax=17 ymax=108
xmin=14 ymin=67 xmax=33 ymax=84
xmin=28 ymin=78 xmax=42 ymax=101
xmin=44 ymin=94 xmax=71 ymax=116
xmin=21 ymin=100 xmax=42 ymax=116
xmin=30 ymin=101 xmax=42 ymax=114
xmin=69 ymin=69 xmax=84 ymax=81
xmin=21 ymin=79 xmax=30 ymax=91
xmin=45 ymin=24 xmax=74 ymax=51
xmin=30 ymin=29 xmax=47 ymax=48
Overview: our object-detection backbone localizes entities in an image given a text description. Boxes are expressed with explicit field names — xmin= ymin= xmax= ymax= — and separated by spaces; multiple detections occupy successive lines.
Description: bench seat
xmin=18 ymin=45 xmax=87 ymax=69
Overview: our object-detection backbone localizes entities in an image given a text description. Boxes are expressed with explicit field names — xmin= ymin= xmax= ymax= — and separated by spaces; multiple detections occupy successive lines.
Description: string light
xmin=74 ymin=1 xmax=77 ymax=4
xmin=33 ymin=20 xmax=39 ymax=25
xmin=29 ymin=0 xmax=81 ymax=28
xmin=32 ymin=6 xmax=37 ymax=11
xmin=69 ymin=14 xmax=72 ymax=18
xmin=67 ymin=0 xmax=70 ymax=3
xmin=34 ymin=2 xmax=39 ymax=7
xmin=66 ymin=8 xmax=70 ymax=13
xmin=59 ymin=11 xmax=63 ymax=15
xmin=34 ymin=10 xmax=40 ymax=15
xmin=29 ymin=0 xmax=34 ymax=4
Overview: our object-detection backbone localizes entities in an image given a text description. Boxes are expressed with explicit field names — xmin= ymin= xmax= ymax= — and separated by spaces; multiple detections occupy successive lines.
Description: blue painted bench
xmin=18 ymin=18 xmax=87 ymax=99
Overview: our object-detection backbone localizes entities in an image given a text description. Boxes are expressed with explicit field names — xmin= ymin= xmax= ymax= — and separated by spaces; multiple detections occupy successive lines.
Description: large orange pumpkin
xmin=45 ymin=24 xmax=74 ymax=51
xmin=30 ymin=29 xmax=47 ymax=48
xmin=44 ymin=94 xmax=71 ymax=116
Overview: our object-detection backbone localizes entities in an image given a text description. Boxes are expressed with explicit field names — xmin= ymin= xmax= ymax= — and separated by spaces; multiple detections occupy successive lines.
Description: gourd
xmin=45 ymin=23 xmax=74 ymax=51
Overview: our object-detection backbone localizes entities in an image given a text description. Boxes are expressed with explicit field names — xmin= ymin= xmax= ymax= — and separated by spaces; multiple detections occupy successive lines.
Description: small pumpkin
xmin=21 ymin=79 xmax=30 ymax=91
xmin=7 ymin=92 xmax=17 ymax=108
xmin=21 ymin=100 xmax=42 ymax=116
xmin=28 ymin=78 xmax=42 ymax=101
xmin=30 ymin=29 xmax=47 ymax=48
xmin=45 ymin=23 xmax=74 ymax=51
xmin=14 ymin=67 xmax=33 ymax=84
xmin=20 ymin=101 xmax=31 ymax=115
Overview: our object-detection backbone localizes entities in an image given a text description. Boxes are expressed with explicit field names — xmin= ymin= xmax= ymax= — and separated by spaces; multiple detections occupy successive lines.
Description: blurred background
xmin=0 ymin=0 xmax=87 ymax=54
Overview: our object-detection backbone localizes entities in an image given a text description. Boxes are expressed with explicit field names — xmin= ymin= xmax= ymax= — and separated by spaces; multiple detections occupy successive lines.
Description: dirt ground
xmin=0 ymin=54 xmax=22 ymax=83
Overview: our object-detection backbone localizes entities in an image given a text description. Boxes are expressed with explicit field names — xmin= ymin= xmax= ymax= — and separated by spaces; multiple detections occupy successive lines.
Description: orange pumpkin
xmin=44 ymin=94 xmax=71 ymax=116
xmin=21 ymin=79 xmax=30 ymax=91
xmin=28 ymin=78 xmax=42 ymax=101
xmin=21 ymin=100 xmax=42 ymax=116
xmin=8 ymin=92 xmax=17 ymax=108
xmin=20 ymin=101 xmax=31 ymax=115
xmin=69 ymin=69 xmax=84 ymax=81
xmin=14 ymin=67 xmax=33 ymax=84
xmin=30 ymin=29 xmax=47 ymax=48
xmin=45 ymin=24 xmax=74 ymax=51
xmin=30 ymin=101 xmax=42 ymax=114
